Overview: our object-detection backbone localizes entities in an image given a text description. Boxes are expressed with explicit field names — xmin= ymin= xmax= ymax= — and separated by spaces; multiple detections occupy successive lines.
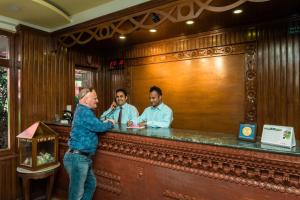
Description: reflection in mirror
xmin=0 ymin=66 xmax=9 ymax=149
xmin=0 ymin=35 xmax=9 ymax=59
xmin=75 ymin=68 xmax=94 ymax=105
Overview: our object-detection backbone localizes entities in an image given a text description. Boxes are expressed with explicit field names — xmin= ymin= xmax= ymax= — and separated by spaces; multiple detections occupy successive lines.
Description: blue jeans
xmin=63 ymin=153 xmax=96 ymax=200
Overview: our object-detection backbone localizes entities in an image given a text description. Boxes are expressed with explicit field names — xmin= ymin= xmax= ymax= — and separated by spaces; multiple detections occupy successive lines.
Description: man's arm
xmin=100 ymin=101 xmax=117 ymax=120
xmin=147 ymin=110 xmax=173 ymax=128
xmin=84 ymin=110 xmax=113 ymax=132
xmin=100 ymin=108 xmax=115 ymax=120
xmin=137 ymin=108 xmax=148 ymax=124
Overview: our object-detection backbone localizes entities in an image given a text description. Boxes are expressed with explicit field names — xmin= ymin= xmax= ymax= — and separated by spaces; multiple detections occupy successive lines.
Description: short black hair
xmin=149 ymin=86 xmax=162 ymax=96
xmin=116 ymin=88 xmax=128 ymax=96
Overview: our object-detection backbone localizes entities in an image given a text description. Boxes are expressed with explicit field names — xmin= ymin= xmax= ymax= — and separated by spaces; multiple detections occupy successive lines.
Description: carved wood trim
xmin=126 ymin=44 xmax=245 ymax=66
xmin=245 ymin=44 xmax=257 ymax=122
xmin=98 ymin=133 xmax=300 ymax=195
xmin=57 ymin=0 xmax=269 ymax=47
xmin=124 ymin=27 xmax=258 ymax=58
xmin=53 ymin=124 xmax=300 ymax=196
xmin=95 ymin=169 xmax=122 ymax=195
xmin=163 ymin=189 xmax=199 ymax=200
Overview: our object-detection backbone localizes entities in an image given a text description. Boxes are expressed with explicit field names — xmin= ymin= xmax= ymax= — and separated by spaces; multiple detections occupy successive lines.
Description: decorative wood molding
xmin=98 ymin=133 xmax=300 ymax=195
xmin=163 ymin=189 xmax=198 ymax=200
xmin=95 ymin=169 xmax=122 ymax=195
xmin=126 ymin=44 xmax=245 ymax=66
xmin=124 ymin=27 xmax=258 ymax=58
xmin=57 ymin=0 xmax=269 ymax=47
xmin=245 ymin=44 xmax=257 ymax=122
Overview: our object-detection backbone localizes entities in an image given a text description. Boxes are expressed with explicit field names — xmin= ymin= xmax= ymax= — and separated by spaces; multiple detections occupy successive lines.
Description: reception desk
xmin=47 ymin=123 xmax=300 ymax=200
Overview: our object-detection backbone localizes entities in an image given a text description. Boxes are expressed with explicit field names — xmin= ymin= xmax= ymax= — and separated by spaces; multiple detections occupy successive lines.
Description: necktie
xmin=118 ymin=107 xmax=123 ymax=124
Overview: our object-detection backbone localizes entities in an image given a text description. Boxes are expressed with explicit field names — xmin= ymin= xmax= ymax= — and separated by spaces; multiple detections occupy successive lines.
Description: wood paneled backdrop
xmin=130 ymin=53 xmax=246 ymax=132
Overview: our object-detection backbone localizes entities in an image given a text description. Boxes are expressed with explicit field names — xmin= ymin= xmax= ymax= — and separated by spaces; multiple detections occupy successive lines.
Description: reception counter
xmin=47 ymin=122 xmax=300 ymax=200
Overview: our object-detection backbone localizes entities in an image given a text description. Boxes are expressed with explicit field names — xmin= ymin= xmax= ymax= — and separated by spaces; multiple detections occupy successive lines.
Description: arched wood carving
xmin=58 ymin=0 xmax=269 ymax=47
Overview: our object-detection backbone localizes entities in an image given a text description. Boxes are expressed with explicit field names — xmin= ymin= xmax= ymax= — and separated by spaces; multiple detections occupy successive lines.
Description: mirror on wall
xmin=74 ymin=68 xmax=95 ymax=105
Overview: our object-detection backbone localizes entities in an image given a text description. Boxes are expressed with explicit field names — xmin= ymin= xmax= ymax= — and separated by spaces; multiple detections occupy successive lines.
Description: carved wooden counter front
xmin=47 ymin=123 xmax=300 ymax=200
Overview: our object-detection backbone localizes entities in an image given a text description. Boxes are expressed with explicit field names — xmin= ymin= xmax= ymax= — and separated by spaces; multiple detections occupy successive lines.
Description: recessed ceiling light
xmin=149 ymin=29 xmax=157 ymax=33
xmin=119 ymin=35 xmax=126 ymax=39
xmin=233 ymin=9 xmax=243 ymax=14
xmin=186 ymin=20 xmax=194 ymax=25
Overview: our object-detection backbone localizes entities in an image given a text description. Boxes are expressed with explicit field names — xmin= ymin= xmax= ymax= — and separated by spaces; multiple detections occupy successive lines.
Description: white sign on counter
xmin=261 ymin=124 xmax=296 ymax=148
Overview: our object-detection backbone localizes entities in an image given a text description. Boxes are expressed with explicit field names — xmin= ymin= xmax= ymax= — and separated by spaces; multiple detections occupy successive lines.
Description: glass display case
xmin=17 ymin=122 xmax=58 ymax=171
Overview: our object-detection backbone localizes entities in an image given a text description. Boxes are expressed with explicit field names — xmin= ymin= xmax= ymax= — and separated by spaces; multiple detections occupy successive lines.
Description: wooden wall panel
xmin=130 ymin=55 xmax=245 ymax=133
xmin=18 ymin=28 xmax=72 ymax=129
xmin=256 ymin=20 xmax=300 ymax=135
xmin=0 ymin=155 xmax=16 ymax=200
xmin=17 ymin=26 xmax=104 ymax=130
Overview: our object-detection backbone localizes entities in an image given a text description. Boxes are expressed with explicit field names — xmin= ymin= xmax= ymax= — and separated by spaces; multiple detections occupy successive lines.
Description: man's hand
xmin=138 ymin=121 xmax=147 ymax=127
xmin=127 ymin=120 xmax=133 ymax=126
xmin=110 ymin=101 xmax=117 ymax=110
xmin=104 ymin=119 xmax=115 ymax=125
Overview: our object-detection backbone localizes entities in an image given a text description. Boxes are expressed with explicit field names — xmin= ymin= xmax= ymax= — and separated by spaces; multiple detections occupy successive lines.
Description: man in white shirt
xmin=128 ymin=86 xmax=173 ymax=128
xmin=101 ymin=89 xmax=138 ymax=124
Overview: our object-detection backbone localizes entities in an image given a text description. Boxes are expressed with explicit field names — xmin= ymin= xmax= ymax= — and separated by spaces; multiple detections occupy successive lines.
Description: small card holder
xmin=261 ymin=124 xmax=296 ymax=148
xmin=238 ymin=123 xmax=257 ymax=142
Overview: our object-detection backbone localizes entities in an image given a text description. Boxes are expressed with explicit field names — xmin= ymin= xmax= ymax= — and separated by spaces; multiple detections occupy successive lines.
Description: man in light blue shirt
xmin=128 ymin=86 xmax=173 ymax=128
xmin=101 ymin=89 xmax=138 ymax=124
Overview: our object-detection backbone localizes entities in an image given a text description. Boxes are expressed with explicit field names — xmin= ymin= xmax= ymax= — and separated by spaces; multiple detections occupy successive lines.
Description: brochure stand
xmin=261 ymin=124 xmax=296 ymax=148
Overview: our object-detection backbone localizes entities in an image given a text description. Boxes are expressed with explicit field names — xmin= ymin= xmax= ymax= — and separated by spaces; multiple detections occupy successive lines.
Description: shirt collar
xmin=78 ymin=103 xmax=91 ymax=110
xmin=151 ymin=103 xmax=164 ymax=110
xmin=118 ymin=103 xmax=128 ymax=110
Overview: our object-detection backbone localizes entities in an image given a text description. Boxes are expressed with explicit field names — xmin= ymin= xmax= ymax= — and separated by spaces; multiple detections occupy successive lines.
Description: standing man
xmin=101 ymin=89 xmax=139 ymax=124
xmin=64 ymin=88 xmax=115 ymax=200
xmin=128 ymin=86 xmax=173 ymax=128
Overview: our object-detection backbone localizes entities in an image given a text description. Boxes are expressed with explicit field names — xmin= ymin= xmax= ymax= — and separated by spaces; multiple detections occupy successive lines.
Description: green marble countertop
xmin=45 ymin=121 xmax=71 ymax=126
xmin=45 ymin=122 xmax=300 ymax=156
xmin=110 ymin=124 xmax=300 ymax=156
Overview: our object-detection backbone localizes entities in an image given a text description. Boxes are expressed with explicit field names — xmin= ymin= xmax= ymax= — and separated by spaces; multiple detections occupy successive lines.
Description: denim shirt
xmin=68 ymin=104 xmax=113 ymax=154
xmin=137 ymin=103 xmax=173 ymax=128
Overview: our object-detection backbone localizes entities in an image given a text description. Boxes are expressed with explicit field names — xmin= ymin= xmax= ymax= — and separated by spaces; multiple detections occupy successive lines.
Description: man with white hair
xmin=64 ymin=88 xmax=115 ymax=200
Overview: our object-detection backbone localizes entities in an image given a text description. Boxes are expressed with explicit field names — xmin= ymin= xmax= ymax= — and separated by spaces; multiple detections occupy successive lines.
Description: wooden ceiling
xmin=65 ymin=0 xmax=300 ymax=52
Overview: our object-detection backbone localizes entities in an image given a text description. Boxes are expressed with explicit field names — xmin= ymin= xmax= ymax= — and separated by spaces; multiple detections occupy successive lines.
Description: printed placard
xmin=261 ymin=124 xmax=296 ymax=148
